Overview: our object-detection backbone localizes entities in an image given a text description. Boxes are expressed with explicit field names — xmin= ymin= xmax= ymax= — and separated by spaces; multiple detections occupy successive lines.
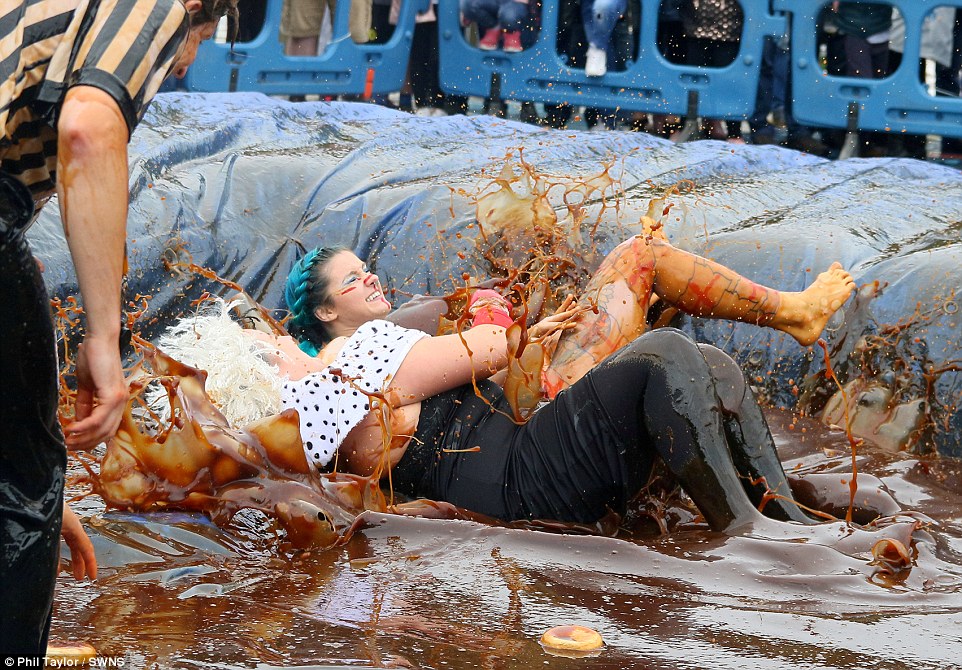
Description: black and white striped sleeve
xmin=61 ymin=0 xmax=188 ymax=133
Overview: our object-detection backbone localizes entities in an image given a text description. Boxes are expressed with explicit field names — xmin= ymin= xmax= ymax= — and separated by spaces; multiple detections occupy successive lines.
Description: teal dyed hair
xmin=283 ymin=246 xmax=347 ymax=354
xmin=284 ymin=248 xmax=321 ymax=328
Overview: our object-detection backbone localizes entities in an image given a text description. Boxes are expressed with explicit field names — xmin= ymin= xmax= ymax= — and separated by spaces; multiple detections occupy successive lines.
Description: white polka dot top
xmin=280 ymin=320 xmax=428 ymax=469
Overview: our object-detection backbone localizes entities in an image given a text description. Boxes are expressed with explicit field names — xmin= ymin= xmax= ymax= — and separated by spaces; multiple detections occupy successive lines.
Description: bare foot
xmin=774 ymin=262 xmax=856 ymax=346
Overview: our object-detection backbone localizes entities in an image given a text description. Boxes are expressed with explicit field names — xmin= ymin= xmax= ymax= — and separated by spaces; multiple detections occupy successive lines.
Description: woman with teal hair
xmin=270 ymin=238 xmax=857 ymax=531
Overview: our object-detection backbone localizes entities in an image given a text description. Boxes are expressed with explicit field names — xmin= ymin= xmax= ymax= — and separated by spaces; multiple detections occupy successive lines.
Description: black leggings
xmin=393 ymin=328 xmax=810 ymax=529
xmin=0 ymin=217 xmax=65 ymax=654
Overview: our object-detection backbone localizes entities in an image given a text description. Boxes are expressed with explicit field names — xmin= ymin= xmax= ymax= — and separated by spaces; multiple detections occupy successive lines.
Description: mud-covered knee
xmin=697 ymin=344 xmax=747 ymax=413
xmin=625 ymin=327 xmax=696 ymax=358
xmin=610 ymin=329 xmax=705 ymax=378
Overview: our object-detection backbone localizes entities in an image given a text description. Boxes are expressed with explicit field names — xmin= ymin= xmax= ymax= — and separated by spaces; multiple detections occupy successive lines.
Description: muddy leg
xmin=543 ymin=237 xmax=855 ymax=398
xmin=599 ymin=329 xmax=762 ymax=532
xmin=544 ymin=236 xmax=656 ymax=396
xmin=698 ymin=345 xmax=815 ymax=524
xmin=651 ymin=242 xmax=855 ymax=346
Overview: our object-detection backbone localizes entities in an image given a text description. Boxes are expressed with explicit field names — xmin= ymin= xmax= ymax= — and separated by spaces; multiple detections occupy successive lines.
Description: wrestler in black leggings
xmin=393 ymin=328 xmax=812 ymax=530
xmin=0 ymin=175 xmax=65 ymax=654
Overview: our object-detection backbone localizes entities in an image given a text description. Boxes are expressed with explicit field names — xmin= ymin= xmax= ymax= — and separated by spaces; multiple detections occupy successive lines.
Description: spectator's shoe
xmin=704 ymin=119 xmax=728 ymax=140
xmin=483 ymin=97 xmax=507 ymax=117
xmin=502 ymin=31 xmax=523 ymax=53
xmin=769 ymin=106 xmax=787 ymax=129
xmin=629 ymin=111 xmax=648 ymax=132
xmin=479 ymin=27 xmax=501 ymax=50
xmin=751 ymin=126 xmax=778 ymax=145
xmin=585 ymin=45 xmax=607 ymax=77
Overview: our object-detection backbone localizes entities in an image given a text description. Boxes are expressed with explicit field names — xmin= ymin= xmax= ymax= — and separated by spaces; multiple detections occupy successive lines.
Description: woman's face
xmin=316 ymin=251 xmax=392 ymax=331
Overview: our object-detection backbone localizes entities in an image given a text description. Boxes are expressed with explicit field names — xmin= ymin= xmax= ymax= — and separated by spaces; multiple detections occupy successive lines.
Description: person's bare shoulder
xmin=319 ymin=337 xmax=347 ymax=366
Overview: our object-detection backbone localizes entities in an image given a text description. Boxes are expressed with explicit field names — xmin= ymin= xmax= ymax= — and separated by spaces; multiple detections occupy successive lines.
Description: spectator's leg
xmin=770 ymin=36 xmax=790 ymax=124
xmin=233 ymin=0 xmax=267 ymax=42
xmin=750 ymin=36 xmax=777 ymax=141
xmin=281 ymin=0 xmax=324 ymax=57
xmin=583 ymin=0 xmax=626 ymax=50
xmin=461 ymin=0 xmax=500 ymax=30
xmin=824 ymin=33 xmax=846 ymax=76
xmin=953 ymin=8 xmax=962 ymax=84
xmin=520 ymin=0 xmax=541 ymax=48
xmin=543 ymin=0 xmax=581 ymax=124
xmin=410 ymin=20 xmax=445 ymax=112
xmin=651 ymin=13 xmax=684 ymax=137
xmin=498 ymin=0 xmax=529 ymax=31
xmin=581 ymin=0 xmax=623 ymax=76
xmin=941 ymin=10 xmax=962 ymax=154
xmin=348 ymin=0 xmax=372 ymax=43
xmin=842 ymin=34 xmax=874 ymax=78
xmin=369 ymin=0 xmax=393 ymax=44
xmin=863 ymin=41 xmax=892 ymax=154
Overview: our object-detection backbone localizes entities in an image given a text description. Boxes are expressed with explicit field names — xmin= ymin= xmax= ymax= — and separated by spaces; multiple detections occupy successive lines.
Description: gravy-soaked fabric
xmin=394 ymin=357 xmax=659 ymax=524
xmin=0 ymin=230 xmax=65 ymax=655
xmin=0 ymin=0 xmax=188 ymax=205
xmin=393 ymin=329 xmax=797 ymax=528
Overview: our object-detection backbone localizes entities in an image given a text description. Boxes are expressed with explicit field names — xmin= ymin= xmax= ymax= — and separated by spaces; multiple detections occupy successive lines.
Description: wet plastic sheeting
xmin=27 ymin=92 xmax=962 ymax=455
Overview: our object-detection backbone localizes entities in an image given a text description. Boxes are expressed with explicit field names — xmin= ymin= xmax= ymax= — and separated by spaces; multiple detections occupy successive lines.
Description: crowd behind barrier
xmin=782 ymin=0 xmax=962 ymax=158
xmin=436 ymin=0 xmax=784 ymax=121
xmin=183 ymin=0 xmax=429 ymax=96
xmin=182 ymin=0 xmax=962 ymax=159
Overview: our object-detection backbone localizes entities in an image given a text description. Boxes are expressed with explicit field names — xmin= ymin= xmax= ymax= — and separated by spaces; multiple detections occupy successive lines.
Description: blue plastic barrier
xmin=779 ymin=0 xmax=962 ymax=138
xmin=437 ymin=0 xmax=785 ymax=119
xmin=183 ymin=0 xmax=428 ymax=96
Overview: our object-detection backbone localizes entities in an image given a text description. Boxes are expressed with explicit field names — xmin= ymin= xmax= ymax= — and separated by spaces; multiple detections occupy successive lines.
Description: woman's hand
xmin=61 ymin=503 xmax=97 ymax=581
xmin=528 ymin=296 xmax=589 ymax=340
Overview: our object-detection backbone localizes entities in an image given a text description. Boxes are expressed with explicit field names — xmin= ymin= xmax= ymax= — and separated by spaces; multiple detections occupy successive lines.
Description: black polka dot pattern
xmin=279 ymin=320 xmax=428 ymax=468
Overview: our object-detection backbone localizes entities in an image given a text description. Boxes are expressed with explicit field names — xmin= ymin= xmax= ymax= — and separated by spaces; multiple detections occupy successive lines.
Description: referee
xmin=0 ymin=0 xmax=237 ymax=655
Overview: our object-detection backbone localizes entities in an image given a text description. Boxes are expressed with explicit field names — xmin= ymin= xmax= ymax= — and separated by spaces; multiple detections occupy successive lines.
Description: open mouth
xmin=365 ymin=290 xmax=383 ymax=303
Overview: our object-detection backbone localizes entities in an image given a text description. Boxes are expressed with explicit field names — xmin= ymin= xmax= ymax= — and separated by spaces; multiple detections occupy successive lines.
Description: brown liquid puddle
xmin=51 ymin=160 xmax=962 ymax=668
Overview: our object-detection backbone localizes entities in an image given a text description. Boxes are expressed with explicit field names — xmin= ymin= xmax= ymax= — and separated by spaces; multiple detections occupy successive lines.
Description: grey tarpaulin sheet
xmin=26 ymin=92 xmax=962 ymax=456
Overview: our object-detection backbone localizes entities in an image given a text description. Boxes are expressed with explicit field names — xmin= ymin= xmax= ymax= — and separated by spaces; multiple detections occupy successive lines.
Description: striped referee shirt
xmin=0 ymin=0 xmax=189 ymax=207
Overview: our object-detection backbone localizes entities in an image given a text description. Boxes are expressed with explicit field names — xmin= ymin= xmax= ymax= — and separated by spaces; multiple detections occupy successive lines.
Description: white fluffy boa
xmin=147 ymin=298 xmax=283 ymax=427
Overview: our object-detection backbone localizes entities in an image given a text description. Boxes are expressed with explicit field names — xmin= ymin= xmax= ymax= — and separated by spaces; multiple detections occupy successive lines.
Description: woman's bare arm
xmin=387 ymin=304 xmax=586 ymax=405
xmin=388 ymin=325 xmax=509 ymax=404
xmin=339 ymin=403 xmax=422 ymax=477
